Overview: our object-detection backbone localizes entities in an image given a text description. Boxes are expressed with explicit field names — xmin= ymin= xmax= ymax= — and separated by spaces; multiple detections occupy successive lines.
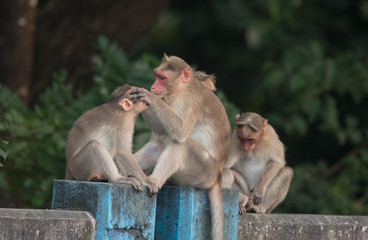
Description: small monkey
xmin=65 ymin=84 xmax=157 ymax=192
xmin=222 ymin=112 xmax=293 ymax=214
xmin=194 ymin=71 xmax=217 ymax=91
xmin=130 ymin=54 xmax=231 ymax=240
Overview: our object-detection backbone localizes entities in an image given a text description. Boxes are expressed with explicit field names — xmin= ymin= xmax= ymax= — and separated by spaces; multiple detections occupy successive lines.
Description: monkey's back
xmin=189 ymin=80 xmax=231 ymax=164
xmin=65 ymin=104 xmax=124 ymax=162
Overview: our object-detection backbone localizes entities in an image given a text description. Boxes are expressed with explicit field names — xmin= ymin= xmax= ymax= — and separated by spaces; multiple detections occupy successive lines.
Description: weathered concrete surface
xmin=0 ymin=208 xmax=95 ymax=240
xmin=52 ymin=179 xmax=157 ymax=240
xmin=238 ymin=213 xmax=368 ymax=240
xmin=155 ymin=186 xmax=238 ymax=240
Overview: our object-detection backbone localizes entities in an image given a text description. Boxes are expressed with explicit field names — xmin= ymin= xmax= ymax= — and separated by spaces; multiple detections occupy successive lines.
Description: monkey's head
xmin=194 ymin=71 xmax=217 ymax=92
xmin=151 ymin=54 xmax=192 ymax=98
xmin=235 ymin=112 xmax=267 ymax=152
xmin=109 ymin=84 xmax=149 ymax=113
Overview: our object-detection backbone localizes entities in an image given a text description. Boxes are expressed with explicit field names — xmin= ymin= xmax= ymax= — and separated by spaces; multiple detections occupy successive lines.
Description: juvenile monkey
xmin=195 ymin=71 xmax=217 ymax=91
xmin=222 ymin=112 xmax=293 ymax=214
xmin=65 ymin=84 xmax=157 ymax=192
xmin=130 ymin=54 xmax=231 ymax=240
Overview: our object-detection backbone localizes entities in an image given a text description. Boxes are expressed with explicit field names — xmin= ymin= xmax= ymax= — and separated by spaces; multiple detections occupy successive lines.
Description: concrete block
xmin=155 ymin=185 xmax=238 ymax=240
xmin=0 ymin=208 xmax=95 ymax=240
xmin=238 ymin=213 xmax=368 ymax=240
xmin=52 ymin=180 xmax=157 ymax=240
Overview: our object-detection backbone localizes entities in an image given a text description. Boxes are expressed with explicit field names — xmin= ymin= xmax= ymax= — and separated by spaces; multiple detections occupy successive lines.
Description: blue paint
xmin=52 ymin=180 xmax=238 ymax=240
xmin=154 ymin=186 xmax=238 ymax=240
xmin=52 ymin=180 xmax=157 ymax=240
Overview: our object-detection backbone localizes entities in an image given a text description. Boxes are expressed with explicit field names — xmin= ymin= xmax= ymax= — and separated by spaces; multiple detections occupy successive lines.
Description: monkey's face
xmin=236 ymin=124 xmax=262 ymax=153
xmin=151 ymin=68 xmax=171 ymax=98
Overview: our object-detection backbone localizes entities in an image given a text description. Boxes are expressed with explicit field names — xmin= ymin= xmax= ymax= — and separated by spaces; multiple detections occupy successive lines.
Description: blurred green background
xmin=0 ymin=0 xmax=367 ymax=215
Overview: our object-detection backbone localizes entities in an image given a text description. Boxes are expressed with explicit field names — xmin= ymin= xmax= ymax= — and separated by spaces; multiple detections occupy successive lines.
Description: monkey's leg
xmin=228 ymin=168 xmax=251 ymax=215
xmin=150 ymin=139 xmax=225 ymax=240
xmin=149 ymin=142 xmax=187 ymax=191
xmin=231 ymin=168 xmax=251 ymax=195
xmin=254 ymin=167 xmax=293 ymax=213
xmin=69 ymin=140 xmax=142 ymax=191
xmin=65 ymin=167 xmax=73 ymax=180
xmin=222 ymin=168 xmax=234 ymax=188
xmin=238 ymin=193 xmax=249 ymax=215
xmin=134 ymin=140 xmax=164 ymax=174
xmin=115 ymin=153 xmax=159 ymax=194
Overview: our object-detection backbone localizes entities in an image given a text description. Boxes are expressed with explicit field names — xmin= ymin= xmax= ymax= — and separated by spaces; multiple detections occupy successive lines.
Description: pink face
xmin=151 ymin=69 xmax=168 ymax=96
xmin=236 ymin=125 xmax=262 ymax=153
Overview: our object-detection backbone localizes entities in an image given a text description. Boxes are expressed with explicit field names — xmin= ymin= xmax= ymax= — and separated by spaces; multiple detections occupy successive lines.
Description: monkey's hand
xmin=130 ymin=88 xmax=153 ymax=105
xmin=251 ymin=190 xmax=264 ymax=206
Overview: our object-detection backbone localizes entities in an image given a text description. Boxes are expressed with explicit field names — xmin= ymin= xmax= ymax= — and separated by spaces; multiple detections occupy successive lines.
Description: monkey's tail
xmin=207 ymin=181 xmax=224 ymax=240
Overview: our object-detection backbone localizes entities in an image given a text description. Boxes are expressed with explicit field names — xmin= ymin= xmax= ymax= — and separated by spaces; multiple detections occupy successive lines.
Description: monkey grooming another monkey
xmin=222 ymin=112 xmax=293 ymax=214
xmin=130 ymin=54 xmax=231 ymax=240
xmin=65 ymin=84 xmax=157 ymax=193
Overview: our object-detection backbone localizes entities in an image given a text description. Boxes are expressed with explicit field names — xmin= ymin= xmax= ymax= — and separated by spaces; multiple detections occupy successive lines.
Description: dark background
xmin=1 ymin=0 xmax=367 ymax=215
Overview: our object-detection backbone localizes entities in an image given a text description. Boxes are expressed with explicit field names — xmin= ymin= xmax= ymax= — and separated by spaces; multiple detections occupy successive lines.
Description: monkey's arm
xmin=131 ymin=88 xmax=196 ymax=143
xmin=141 ymin=109 xmax=166 ymax=135
xmin=252 ymin=160 xmax=284 ymax=205
xmin=114 ymin=152 xmax=146 ymax=179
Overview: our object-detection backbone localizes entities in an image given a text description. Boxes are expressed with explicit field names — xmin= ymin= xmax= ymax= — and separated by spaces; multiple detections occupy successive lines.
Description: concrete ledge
xmin=0 ymin=208 xmax=95 ymax=240
xmin=155 ymin=186 xmax=238 ymax=240
xmin=52 ymin=180 xmax=157 ymax=240
xmin=238 ymin=213 xmax=368 ymax=240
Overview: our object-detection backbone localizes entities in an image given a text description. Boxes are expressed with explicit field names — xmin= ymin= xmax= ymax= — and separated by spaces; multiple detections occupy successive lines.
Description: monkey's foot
xmin=245 ymin=201 xmax=260 ymax=213
xmin=116 ymin=177 xmax=143 ymax=192
xmin=239 ymin=203 xmax=247 ymax=215
xmin=146 ymin=177 xmax=159 ymax=197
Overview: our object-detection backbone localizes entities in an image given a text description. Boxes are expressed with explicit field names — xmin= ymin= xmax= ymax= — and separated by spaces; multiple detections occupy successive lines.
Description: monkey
xmin=130 ymin=54 xmax=231 ymax=240
xmin=132 ymin=70 xmax=217 ymax=175
xmin=222 ymin=112 xmax=293 ymax=214
xmin=194 ymin=71 xmax=217 ymax=91
xmin=65 ymin=84 xmax=157 ymax=193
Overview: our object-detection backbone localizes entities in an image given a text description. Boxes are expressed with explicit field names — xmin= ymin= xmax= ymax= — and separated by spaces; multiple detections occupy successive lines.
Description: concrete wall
xmin=52 ymin=180 xmax=157 ymax=240
xmin=2 ymin=181 xmax=368 ymax=240
xmin=0 ymin=208 xmax=95 ymax=240
xmin=155 ymin=185 xmax=238 ymax=240
xmin=238 ymin=213 xmax=368 ymax=240
xmin=52 ymin=180 xmax=239 ymax=240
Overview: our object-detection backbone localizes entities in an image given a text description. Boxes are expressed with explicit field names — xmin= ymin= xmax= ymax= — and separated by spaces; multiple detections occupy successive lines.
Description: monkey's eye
xmin=156 ymin=74 xmax=166 ymax=81
xmin=249 ymin=127 xmax=257 ymax=132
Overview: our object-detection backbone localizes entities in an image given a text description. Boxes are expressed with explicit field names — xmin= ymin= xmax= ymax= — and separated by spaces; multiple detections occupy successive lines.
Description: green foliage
xmin=0 ymin=139 xmax=9 ymax=167
xmin=0 ymin=36 xmax=239 ymax=208
xmin=0 ymin=37 xmax=155 ymax=208
xmin=262 ymin=42 xmax=368 ymax=214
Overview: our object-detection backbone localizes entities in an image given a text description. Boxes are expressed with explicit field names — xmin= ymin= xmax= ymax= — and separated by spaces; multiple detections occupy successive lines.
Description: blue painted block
xmin=52 ymin=180 xmax=157 ymax=240
xmin=155 ymin=186 xmax=238 ymax=240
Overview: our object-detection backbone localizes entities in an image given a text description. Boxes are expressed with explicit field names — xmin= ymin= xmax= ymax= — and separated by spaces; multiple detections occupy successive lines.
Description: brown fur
xmin=131 ymin=55 xmax=231 ymax=240
xmin=223 ymin=112 xmax=293 ymax=214
xmin=65 ymin=84 xmax=157 ymax=192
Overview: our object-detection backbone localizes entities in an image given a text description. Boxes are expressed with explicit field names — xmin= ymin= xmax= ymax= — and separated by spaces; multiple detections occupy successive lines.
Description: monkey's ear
xmin=181 ymin=67 xmax=191 ymax=83
xmin=263 ymin=119 xmax=268 ymax=131
xmin=119 ymin=98 xmax=133 ymax=111
xmin=236 ymin=114 xmax=241 ymax=120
